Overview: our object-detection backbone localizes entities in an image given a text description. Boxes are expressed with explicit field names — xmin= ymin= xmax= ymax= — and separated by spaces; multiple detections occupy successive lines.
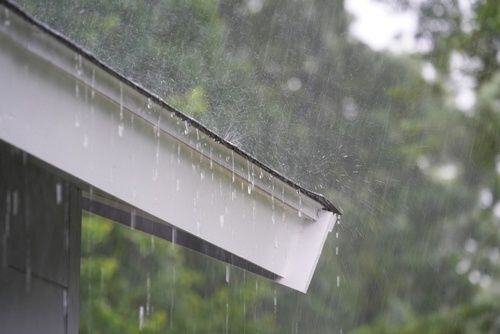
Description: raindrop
xmin=225 ymin=302 xmax=229 ymax=334
xmin=247 ymin=184 xmax=252 ymax=195
xmin=62 ymin=290 xmax=68 ymax=316
xmin=130 ymin=209 xmax=136 ymax=230
xmin=184 ymin=121 xmax=190 ymax=135
xmin=196 ymin=221 xmax=201 ymax=235
xmin=55 ymin=182 xmax=63 ymax=205
xmin=220 ymin=215 xmax=225 ymax=228
xmin=83 ymin=134 xmax=89 ymax=148
xmin=274 ymin=236 xmax=279 ymax=248
xmin=176 ymin=179 xmax=180 ymax=191
xmin=75 ymin=54 xmax=83 ymax=76
xmin=335 ymin=247 xmax=339 ymax=255
xmin=146 ymin=98 xmax=152 ymax=109
xmin=146 ymin=273 xmax=151 ymax=315
xmin=172 ymin=228 xmax=177 ymax=245
xmin=139 ymin=305 xmax=145 ymax=331
xmin=287 ymin=77 xmax=302 ymax=92
xmin=298 ymin=192 xmax=302 ymax=217
xmin=74 ymin=83 xmax=80 ymax=98
xmin=4 ymin=8 xmax=11 ymax=26
xmin=336 ymin=275 xmax=340 ymax=287
xmin=273 ymin=289 xmax=277 ymax=314
xmin=25 ymin=250 xmax=31 ymax=292
xmin=90 ymin=69 xmax=96 ymax=99
xmin=231 ymin=151 xmax=235 ymax=182
xmin=118 ymin=123 xmax=124 ymax=137
xmin=225 ymin=264 xmax=230 ymax=284
xmin=119 ymin=84 xmax=124 ymax=119
xmin=12 ymin=190 xmax=19 ymax=216
xmin=335 ymin=232 xmax=339 ymax=239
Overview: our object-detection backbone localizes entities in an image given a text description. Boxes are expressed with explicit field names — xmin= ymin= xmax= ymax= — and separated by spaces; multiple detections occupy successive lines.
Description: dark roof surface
xmin=4 ymin=0 xmax=340 ymax=215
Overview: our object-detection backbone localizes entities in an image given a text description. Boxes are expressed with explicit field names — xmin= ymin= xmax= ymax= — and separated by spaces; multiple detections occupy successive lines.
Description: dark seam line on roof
xmin=2 ymin=0 xmax=340 ymax=215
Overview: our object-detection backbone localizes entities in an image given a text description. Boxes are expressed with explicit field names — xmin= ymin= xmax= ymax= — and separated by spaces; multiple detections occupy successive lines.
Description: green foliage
xmin=17 ymin=0 xmax=500 ymax=332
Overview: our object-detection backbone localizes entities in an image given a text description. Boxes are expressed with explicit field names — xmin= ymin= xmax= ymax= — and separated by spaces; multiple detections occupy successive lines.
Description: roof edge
xmin=3 ymin=0 xmax=340 ymax=215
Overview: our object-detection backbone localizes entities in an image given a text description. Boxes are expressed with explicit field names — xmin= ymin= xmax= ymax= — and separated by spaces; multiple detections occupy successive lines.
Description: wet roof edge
xmin=4 ymin=0 xmax=339 ymax=215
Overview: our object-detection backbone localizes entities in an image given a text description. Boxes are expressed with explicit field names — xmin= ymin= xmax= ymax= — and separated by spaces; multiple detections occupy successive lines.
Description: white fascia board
xmin=0 ymin=5 xmax=338 ymax=292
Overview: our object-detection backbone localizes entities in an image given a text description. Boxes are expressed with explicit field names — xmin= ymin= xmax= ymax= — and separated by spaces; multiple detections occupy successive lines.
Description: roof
xmin=3 ymin=0 xmax=339 ymax=215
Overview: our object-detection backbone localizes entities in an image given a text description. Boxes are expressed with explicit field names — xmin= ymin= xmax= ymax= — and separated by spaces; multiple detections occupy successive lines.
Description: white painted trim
xmin=0 ymin=6 xmax=336 ymax=292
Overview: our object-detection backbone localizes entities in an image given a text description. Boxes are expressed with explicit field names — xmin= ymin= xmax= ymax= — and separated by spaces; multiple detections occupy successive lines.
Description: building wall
xmin=0 ymin=141 xmax=81 ymax=334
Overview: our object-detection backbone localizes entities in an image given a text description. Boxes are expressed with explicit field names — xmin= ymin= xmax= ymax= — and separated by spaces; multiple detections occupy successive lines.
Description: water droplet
xmin=75 ymin=54 xmax=83 ymax=76
xmin=83 ymin=134 xmax=89 ymax=148
xmin=225 ymin=264 xmax=230 ymax=284
xmin=298 ymin=193 xmax=302 ymax=217
xmin=273 ymin=289 xmax=277 ymax=314
xmin=12 ymin=190 xmax=19 ymax=216
xmin=336 ymin=275 xmax=340 ymax=287
xmin=118 ymin=123 xmax=124 ymax=137
xmin=119 ymin=84 xmax=124 ymax=119
xmin=176 ymin=179 xmax=180 ymax=191
xmin=274 ymin=236 xmax=279 ymax=248
xmin=4 ymin=8 xmax=11 ymax=26
xmin=335 ymin=247 xmax=339 ymax=255
xmin=247 ymin=184 xmax=252 ymax=194
xmin=55 ymin=182 xmax=63 ymax=205
xmin=336 ymin=232 xmax=339 ymax=239
xmin=146 ymin=98 xmax=152 ymax=109
xmin=172 ymin=228 xmax=177 ymax=245
xmin=62 ymin=290 xmax=68 ymax=315
xmin=220 ymin=215 xmax=225 ymax=227
xmin=139 ymin=305 xmax=144 ymax=331
xmin=146 ymin=274 xmax=151 ymax=316
xmin=184 ymin=121 xmax=189 ymax=135
xmin=231 ymin=152 xmax=235 ymax=182
xmin=130 ymin=209 xmax=136 ymax=229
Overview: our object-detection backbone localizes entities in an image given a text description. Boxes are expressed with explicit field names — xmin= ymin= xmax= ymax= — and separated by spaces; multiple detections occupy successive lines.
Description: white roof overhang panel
xmin=0 ymin=4 xmax=339 ymax=292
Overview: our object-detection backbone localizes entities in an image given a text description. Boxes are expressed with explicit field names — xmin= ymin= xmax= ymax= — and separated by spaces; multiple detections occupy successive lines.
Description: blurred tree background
xmin=16 ymin=0 xmax=500 ymax=332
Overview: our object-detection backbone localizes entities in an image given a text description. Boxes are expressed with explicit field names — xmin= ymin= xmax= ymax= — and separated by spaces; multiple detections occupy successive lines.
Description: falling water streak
xmin=119 ymin=83 xmax=124 ymax=119
xmin=146 ymin=273 xmax=151 ymax=316
xmin=225 ymin=303 xmax=229 ymax=334
xmin=55 ymin=182 xmax=63 ymax=205
xmin=231 ymin=151 xmax=235 ymax=182
xmin=335 ymin=247 xmax=339 ymax=256
xmin=147 ymin=97 xmax=152 ymax=109
xmin=90 ymin=68 xmax=96 ymax=99
xmin=220 ymin=215 xmax=225 ymax=228
xmin=2 ymin=191 xmax=11 ymax=268
xmin=298 ymin=191 xmax=302 ymax=217
xmin=225 ymin=264 xmax=231 ymax=284
xmin=83 ymin=134 xmax=89 ymax=148
xmin=336 ymin=232 xmax=339 ymax=239
xmin=336 ymin=275 xmax=340 ymax=288
xmin=273 ymin=289 xmax=277 ymax=315
xmin=153 ymin=136 xmax=160 ymax=181
xmin=172 ymin=228 xmax=177 ymax=245
xmin=118 ymin=123 xmax=124 ymax=137
xmin=209 ymin=147 xmax=213 ymax=170
xmin=62 ymin=290 xmax=68 ymax=316
xmin=170 ymin=265 xmax=176 ymax=330
xmin=139 ymin=305 xmax=144 ymax=331
xmin=130 ymin=209 xmax=136 ymax=230
xmin=4 ymin=8 xmax=11 ymax=26
xmin=12 ymin=189 xmax=18 ymax=216
xmin=25 ymin=248 xmax=31 ymax=292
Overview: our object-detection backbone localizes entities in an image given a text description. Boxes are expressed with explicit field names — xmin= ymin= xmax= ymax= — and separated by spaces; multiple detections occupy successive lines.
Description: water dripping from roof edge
xmin=139 ymin=305 xmax=144 ymax=331
xmin=55 ymin=182 xmax=63 ymax=205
